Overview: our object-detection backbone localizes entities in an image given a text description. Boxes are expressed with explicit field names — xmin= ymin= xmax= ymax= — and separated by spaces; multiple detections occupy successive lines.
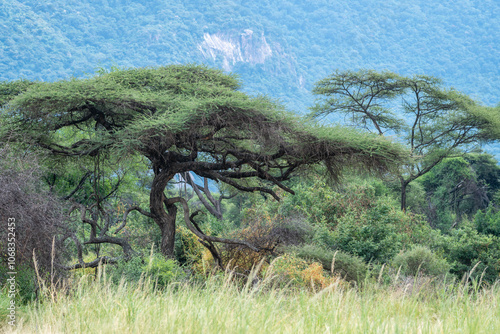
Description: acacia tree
xmin=1 ymin=65 xmax=406 ymax=259
xmin=311 ymin=70 xmax=500 ymax=211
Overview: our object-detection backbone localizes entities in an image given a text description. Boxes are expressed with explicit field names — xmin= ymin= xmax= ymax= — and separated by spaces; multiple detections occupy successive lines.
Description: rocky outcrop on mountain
xmin=198 ymin=30 xmax=274 ymax=71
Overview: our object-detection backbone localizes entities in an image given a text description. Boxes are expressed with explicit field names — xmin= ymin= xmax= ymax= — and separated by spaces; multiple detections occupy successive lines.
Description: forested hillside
xmin=1 ymin=0 xmax=499 ymax=113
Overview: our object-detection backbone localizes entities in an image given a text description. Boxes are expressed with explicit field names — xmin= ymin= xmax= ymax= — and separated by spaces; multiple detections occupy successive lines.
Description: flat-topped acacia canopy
xmin=1 ymin=64 xmax=407 ymax=259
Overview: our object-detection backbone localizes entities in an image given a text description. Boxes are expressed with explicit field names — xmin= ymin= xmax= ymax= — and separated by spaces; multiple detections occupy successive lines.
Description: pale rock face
xmin=198 ymin=30 xmax=273 ymax=71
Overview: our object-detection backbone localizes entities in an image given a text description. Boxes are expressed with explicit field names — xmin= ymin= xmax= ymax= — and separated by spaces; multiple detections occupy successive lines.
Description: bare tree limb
xmin=183 ymin=172 xmax=223 ymax=220
xmin=62 ymin=171 xmax=92 ymax=200
xmin=168 ymin=196 xmax=261 ymax=253
xmin=197 ymin=171 xmax=282 ymax=201
xmin=59 ymin=256 xmax=120 ymax=270
xmin=114 ymin=206 xmax=153 ymax=234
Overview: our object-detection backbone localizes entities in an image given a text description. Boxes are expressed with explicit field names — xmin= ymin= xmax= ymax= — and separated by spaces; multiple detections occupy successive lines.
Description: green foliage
xmin=267 ymin=174 xmax=500 ymax=283
xmin=108 ymin=254 xmax=185 ymax=288
xmin=311 ymin=70 xmax=500 ymax=211
xmin=474 ymin=207 xmax=500 ymax=237
xmin=287 ymin=244 xmax=368 ymax=283
xmin=0 ymin=264 xmax=37 ymax=303
xmin=0 ymin=79 xmax=35 ymax=106
xmin=108 ymin=256 xmax=145 ymax=284
xmin=311 ymin=69 xmax=406 ymax=134
xmin=421 ymin=155 xmax=498 ymax=230
xmin=421 ymin=157 xmax=480 ymax=229
xmin=276 ymin=178 xmax=434 ymax=262
xmin=421 ymin=157 xmax=474 ymax=191
xmin=2 ymin=64 xmax=406 ymax=180
xmin=465 ymin=152 xmax=500 ymax=201
xmin=392 ymin=246 xmax=450 ymax=277
xmin=435 ymin=223 xmax=500 ymax=282
xmin=327 ymin=197 xmax=428 ymax=263
xmin=385 ymin=178 xmax=427 ymax=213
xmin=144 ymin=254 xmax=184 ymax=288
xmin=174 ymin=225 xmax=206 ymax=267
xmin=329 ymin=215 xmax=399 ymax=263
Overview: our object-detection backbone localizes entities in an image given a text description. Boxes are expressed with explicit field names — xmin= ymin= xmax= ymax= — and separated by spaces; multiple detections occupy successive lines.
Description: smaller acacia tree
xmin=1 ymin=65 xmax=407 ymax=266
xmin=311 ymin=70 xmax=500 ymax=211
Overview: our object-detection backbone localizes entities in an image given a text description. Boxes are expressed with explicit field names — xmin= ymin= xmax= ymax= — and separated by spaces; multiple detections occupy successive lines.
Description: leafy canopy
xmin=310 ymin=69 xmax=500 ymax=210
xmin=1 ymin=65 xmax=407 ymax=186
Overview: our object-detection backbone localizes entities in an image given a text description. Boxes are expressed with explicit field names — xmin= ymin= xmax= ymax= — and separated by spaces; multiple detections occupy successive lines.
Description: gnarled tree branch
xmin=114 ymin=206 xmax=153 ymax=234
xmin=169 ymin=196 xmax=261 ymax=253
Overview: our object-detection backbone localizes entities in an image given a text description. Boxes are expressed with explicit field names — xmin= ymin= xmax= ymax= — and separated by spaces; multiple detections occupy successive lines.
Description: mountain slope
xmin=1 ymin=0 xmax=498 ymax=113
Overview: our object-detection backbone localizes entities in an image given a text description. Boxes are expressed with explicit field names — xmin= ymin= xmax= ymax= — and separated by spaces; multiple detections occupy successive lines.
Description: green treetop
xmin=311 ymin=69 xmax=500 ymax=211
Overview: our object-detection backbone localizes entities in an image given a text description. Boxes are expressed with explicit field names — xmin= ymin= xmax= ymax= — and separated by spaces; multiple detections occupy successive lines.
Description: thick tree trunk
xmin=150 ymin=170 xmax=177 ymax=258
xmin=158 ymin=207 xmax=177 ymax=258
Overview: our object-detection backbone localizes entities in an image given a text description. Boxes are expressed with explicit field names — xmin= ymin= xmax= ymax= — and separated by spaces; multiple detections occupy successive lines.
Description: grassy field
xmin=2 ymin=270 xmax=499 ymax=334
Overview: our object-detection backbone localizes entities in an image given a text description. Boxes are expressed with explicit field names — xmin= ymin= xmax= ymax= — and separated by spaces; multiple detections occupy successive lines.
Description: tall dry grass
xmin=2 ymin=263 xmax=500 ymax=334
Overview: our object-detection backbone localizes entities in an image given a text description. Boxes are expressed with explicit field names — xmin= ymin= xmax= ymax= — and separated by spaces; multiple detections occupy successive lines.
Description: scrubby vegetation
xmin=3 ymin=265 xmax=500 ymax=334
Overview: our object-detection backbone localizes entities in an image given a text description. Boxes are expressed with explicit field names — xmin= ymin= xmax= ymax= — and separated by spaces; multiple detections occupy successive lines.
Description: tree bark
xmin=150 ymin=170 xmax=177 ymax=257
xmin=159 ymin=208 xmax=177 ymax=258
xmin=400 ymin=178 xmax=409 ymax=211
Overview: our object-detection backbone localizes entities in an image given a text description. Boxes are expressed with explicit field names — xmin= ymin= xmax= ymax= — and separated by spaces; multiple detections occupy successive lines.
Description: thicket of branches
xmin=0 ymin=147 xmax=67 ymax=278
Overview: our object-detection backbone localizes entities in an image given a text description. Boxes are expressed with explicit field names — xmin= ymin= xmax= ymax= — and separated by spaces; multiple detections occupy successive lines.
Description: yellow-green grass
xmin=2 ymin=272 xmax=500 ymax=334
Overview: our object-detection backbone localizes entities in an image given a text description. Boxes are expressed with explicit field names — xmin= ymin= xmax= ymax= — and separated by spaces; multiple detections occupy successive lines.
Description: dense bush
xmin=435 ymin=223 xmax=500 ymax=282
xmin=184 ymin=173 xmax=500 ymax=284
xmin=286 ymin=244 xmax=368 ymax=283
xmin=392 ymin=246 xmax=450 ymax=277
xmin=421 ymin=157 xmax=492 ymax=230
xmin=474 ymin=207 xmax=500 ymax=237
xmin=175 ymin=225 xmax=207 ymax=268
xmin=276 ymin=179 xmax=434 ymax=262
xmin=267 ymin=253 xmax=338 ymax=291
xmin=108 ymin=254 xmax=185 ymax=288
xmin=327 ymin=200 xmax=421 ymax=263
xmin=0 ymin=147 xmax=69 ymax=293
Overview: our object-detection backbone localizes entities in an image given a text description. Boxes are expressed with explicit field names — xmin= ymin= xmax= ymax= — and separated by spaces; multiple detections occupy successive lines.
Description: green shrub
xmin=392 ymin=246 xmax=450 ymax=277
xmin=108 ymin=254 xmax=185 ymax=288
xmin=420 ymin=157 xmax=489 ymax=231
xmin=144 ymin=254 xmax=184 ymax=288
xmin=286 ymin=244 xmax=368 ymax=283
xmin=328 ymin=197 xmax=432 ymax=263
xmin=240 ymin=178 xmax=436 ymax=268
xmin=435 ymin=222 xmax=500 ymax=282
xmin=108 ymin=256 xmax=145 ymax=284
xmin=0 ymin=263 xmax=38 ymax=303
xmin=474 ymin=207 xmax=500 ymax=236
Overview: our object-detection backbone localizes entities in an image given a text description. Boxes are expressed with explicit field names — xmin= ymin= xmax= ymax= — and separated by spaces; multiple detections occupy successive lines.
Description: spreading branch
xmin=114 ymin=206 xmax=153 ymax=234
xmin=169 ymin=196 xmax=261 ymax=253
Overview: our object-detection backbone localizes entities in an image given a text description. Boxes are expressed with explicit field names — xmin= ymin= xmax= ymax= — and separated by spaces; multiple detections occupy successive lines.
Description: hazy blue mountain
xmin=1 ymin=0 xmax=498 ymax=114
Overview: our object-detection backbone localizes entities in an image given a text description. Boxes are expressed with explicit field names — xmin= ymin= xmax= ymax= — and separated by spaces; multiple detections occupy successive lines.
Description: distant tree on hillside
xmin=310 ymin=70 xmax=500 ymax=211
